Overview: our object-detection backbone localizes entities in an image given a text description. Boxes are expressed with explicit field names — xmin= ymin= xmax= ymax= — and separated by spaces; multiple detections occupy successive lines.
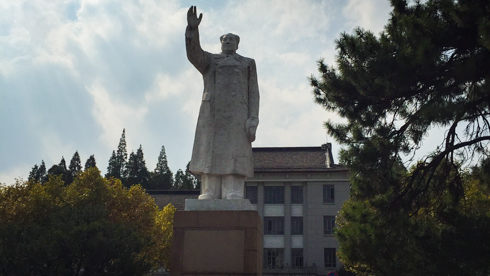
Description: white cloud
xmin=87 ymin=78 xmax=148 ymax=148
xmin=0 ymin=0 xmax=394 ymax=183
xmin=343 ymin=0 xmax=392 ymax=34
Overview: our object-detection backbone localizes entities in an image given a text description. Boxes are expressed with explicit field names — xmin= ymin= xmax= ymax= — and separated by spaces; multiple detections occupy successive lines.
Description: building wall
xmin=245 ymin=170 xmax=349 ymax=275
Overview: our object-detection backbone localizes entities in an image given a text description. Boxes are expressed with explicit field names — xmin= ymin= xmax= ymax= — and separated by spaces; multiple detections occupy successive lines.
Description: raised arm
xmin=185 ymin=6 xmax=207 ymax=74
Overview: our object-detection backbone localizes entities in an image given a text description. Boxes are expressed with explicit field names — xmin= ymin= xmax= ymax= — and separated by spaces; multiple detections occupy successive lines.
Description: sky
xmin=0 ymin=0 xmax=394 ymax=184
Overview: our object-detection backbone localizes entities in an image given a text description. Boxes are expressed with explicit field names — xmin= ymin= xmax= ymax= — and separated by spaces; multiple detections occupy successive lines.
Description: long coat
xmin=185 ymin=26 xmax=260 ymax=178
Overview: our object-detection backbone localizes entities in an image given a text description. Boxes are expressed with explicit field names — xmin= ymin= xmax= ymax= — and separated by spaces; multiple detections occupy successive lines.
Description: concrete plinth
xmin=185 ymin=199 xmax=252 ymax=211
xmin=171 ymin=210 xmax=263 ymax=276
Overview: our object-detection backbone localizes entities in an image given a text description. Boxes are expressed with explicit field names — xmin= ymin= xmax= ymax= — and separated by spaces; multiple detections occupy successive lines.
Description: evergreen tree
xmin=58 ymin=157 xmax=67 ymax=172
xmin=84 ymin=155 xmax=96 ymax=170
xmin=151 ymin=146 xmax=173 ymax=190
xmin=173 ymin=169 xmax=185 ymax=190
xmin=173 ymin=162 xmax=200 ymax=190
xmin=106 ymin=129 xmax=128 ymax=181
xmin=310 ymin=0 xmax=490 ymax=274
xmin=28 ymin=165 xmax=39 ymax=182
xmin=184 ymin=161 xmax=200 ymax=189
xmin=38 ymin=161 xmax=46 ymax=183
xmin=125 ymin=145 xmax=150 ymax=188
xmin=47 ymin=157 xmax=71 ymax=185
xmin=106 ymin=151 xmax=118 ymax=178
xmin=69 ymin=151 xmax=82 ymax=180
xmin=115 ymin=129 xmax=128 ymax=180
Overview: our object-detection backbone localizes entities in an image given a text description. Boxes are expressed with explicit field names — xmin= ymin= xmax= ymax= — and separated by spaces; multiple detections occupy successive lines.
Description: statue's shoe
xmin=198 ymin=193 xmax=214 ymax=200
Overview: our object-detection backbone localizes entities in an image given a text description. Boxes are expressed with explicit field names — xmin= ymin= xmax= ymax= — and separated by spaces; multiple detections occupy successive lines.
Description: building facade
xmin=245 ymin=144 xmax=349 ymax=275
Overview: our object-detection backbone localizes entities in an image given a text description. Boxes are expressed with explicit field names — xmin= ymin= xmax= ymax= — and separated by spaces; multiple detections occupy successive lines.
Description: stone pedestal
xmin=171 ymin=210 xmax=263 ymax=276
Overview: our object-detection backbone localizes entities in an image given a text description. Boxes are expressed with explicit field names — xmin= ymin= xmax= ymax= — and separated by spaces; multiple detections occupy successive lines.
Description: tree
xmin=28 ymin=160 xmax=47 ymax=183
xmin=106 ymin=129 xmax=128 ymax=181
xmin=310 ymin=0 xmax=490 ymax=274
xmin=47 ymin=157 xmax=72 ymax=184
xmin=151 ymin=146 xmax=173 ymax=190
xmin=69 ymin=151 xmax=82 ymax=179
xmin=106 ymin=150 xmax=118 ymax=178
xmin=116 ymin=129 xmax=128 ymax=179
xmin=0 ymin=168 xmax=175 ymax=275
xmin=125 ymin=145 xmax=150 ymax=188
xmin=173 ymin=162 xmax=200 ymax=190
xmin=85 ymin=154 xmax=97 ymax=170
xmin=173 ymin=169 xmax=185 ymax=190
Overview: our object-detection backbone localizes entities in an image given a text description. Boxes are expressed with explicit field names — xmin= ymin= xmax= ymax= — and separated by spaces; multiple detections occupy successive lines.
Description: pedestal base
xmin=171 ymin=210 xmax=263 ymax=276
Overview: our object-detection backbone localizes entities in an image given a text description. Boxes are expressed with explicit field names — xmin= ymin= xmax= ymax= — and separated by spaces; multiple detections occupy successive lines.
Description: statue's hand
xmin=246 ymin=117 xmax=259 ymax=142
xmin=187 ymin=6 xmax=202 ymax=29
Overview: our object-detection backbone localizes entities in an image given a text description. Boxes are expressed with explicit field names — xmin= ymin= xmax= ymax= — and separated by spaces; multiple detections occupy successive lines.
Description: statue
xmin=186 ymin=6 xmax=260 ymax=200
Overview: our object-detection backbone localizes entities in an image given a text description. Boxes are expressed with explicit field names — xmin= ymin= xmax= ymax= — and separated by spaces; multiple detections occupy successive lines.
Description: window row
xmin=263 ymin=248 xmax=303 ymax=268
xmin=245 ymin=185 xmax=336 ymax=204
xmin=245 ymin=186 xmax=303 ymax=204
xmin=263 ymin=248 xmax=336 ymax=268
xmin=264 ymin=216 xmax=336 ymax=235
xmin=264 ymin=217 xmax=303 ymax=235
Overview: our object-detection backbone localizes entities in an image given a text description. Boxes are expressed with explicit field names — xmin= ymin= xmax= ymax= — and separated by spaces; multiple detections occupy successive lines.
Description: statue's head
xmin=220 ymin=33 xmax=240 ymax=54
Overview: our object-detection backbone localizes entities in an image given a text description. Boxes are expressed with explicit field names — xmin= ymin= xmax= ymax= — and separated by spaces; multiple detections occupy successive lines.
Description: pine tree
xmin=115 ymin=129 xmax=128 ymax=180
xmin=28 ymin=165 xmax=39 ymax=182
xmin=29 ymin=161 xmax=46 ymax=184
xmin=69 ymin=151 xmax=82 ymax=180
xmin=59 ymin=157 xmax=67 ymax=171
xmin=151 ymin=146 xmax=173 ymax=190
xmin=173 ymin=169 xmax=184 ymax=190
xmin=38 ymin=161 xmax=46 ymax=183
xmin=84 ymin=155 xmax=96 ymax=170
xmin=184 ymin=162 xmax=200 ymax=189
xmin=106 ymin=151 xmax=118 ymax=178
xmin=125 ymin=145 xmax=150 ymax=188
xmin=309 ymin=0 xmax=490 ymax=274
xmin=47 ymin=157 xmax=71 ymax=184
xmin=173 ymin=162 xmax=200 ymax=190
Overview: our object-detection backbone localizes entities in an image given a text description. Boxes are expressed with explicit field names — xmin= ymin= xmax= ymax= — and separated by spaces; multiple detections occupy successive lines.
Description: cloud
xmin=343 ymin=0 xmax=392 ymax=34
xmin=0 ymin=0 xmax=394 ymax=184
xmin=87 ymin=78 xmax=148 ymax=148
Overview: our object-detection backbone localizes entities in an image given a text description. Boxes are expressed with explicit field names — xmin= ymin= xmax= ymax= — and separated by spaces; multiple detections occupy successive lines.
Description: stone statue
xmin=186 ymin=6 xmax=259 ymax=200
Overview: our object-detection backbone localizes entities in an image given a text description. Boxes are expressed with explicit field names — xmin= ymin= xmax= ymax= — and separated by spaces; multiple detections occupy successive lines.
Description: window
xmin=264 ymin=248 xmax=284 ymax=268
xmin=291 ymin=186 xmax=303 ymax=204
xmin=291 ymin=217 xmax=303 ymax=235
xmin=264 ymin=186 xmax=284 ymax=204
xmin=245 ymin=186 xmax=258 ymax=204
xmin=291 ymin=248 xmax=303 ymax=268
xmin=324 ymin=248 xmax=336 ymax=268
xmin=323 ymin=185 xmax=335 ymax=203
xmin=323 ymin=216 xmax=336 ymax=235
xmin=264 ymin=217 xmax=284 ymax=235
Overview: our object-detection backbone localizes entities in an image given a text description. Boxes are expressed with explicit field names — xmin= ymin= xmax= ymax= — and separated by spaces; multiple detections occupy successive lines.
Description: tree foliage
xmin=0 ymin=168 xmax=175 ymax=275
xmin=310 ymin=0 xmax=490 ymax=274
xmin=150 ymin=146 xmax=173 ymax=190
xmin=173 ymin=162 xmax=200 ymax=190
xmin=28 ymin=160 xmax=46 ymax=183
xmin=106 ymin=129 xmax=128 ymax=180
xmin=125 ymin=145 xmax=151 ymax=188
xmin=85 ymin=154 xmax=97 ymax=170
xmin=69 ymin=151 xmax=82 ymax=180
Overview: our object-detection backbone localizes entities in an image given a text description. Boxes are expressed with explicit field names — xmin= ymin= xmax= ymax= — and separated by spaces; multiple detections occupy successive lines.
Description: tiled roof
xmin=252 ymin=146 xmax=340 ymax=171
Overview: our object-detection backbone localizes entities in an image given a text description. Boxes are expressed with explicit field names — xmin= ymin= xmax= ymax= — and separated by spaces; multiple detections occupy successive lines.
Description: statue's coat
xmin=186 ymin=27 xmax=259 ymax=178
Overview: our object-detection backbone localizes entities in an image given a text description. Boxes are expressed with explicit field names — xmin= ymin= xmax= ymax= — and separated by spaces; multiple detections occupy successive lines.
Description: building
xmin=149 ymin=143 xmax=350 ymax=276
xmin=245 ymin=144 xmax=349 ymax=275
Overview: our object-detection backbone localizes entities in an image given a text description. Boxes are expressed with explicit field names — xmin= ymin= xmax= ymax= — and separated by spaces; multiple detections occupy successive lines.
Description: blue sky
xmin=0 ymin=0 xmax=394 ymax=184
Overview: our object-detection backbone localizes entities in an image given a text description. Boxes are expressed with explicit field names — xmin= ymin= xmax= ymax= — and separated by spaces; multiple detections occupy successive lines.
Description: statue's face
xmin=221 ymin=35 xmax=238 ymax=53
